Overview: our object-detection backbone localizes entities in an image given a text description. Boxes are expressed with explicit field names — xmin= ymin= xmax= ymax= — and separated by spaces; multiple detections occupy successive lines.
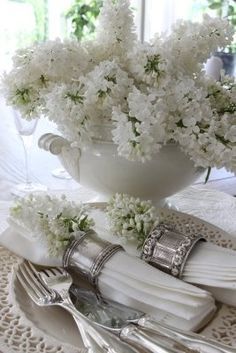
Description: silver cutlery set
xmin=16 ymin=261 xmax=236 ymax=353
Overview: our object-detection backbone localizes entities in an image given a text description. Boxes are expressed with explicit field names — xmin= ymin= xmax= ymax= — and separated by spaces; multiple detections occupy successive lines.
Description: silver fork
xmin=16 ymin=261 xmax=131 ymax=353
xmin=30 ymin=264 xmax=203 ymax=353
xmin=33 ymin=264 xmax=236 ymax=353
xmin=26 ymin=262 xmax=191 ymax=353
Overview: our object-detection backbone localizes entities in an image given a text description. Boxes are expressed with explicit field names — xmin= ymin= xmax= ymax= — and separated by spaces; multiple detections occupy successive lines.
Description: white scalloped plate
xmin=1 ymin=202 xmax=236 ymax=353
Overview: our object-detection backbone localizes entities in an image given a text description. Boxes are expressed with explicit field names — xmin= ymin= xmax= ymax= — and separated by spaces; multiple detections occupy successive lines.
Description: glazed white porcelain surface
xmin=39 ymin=134 xmax=204 ymax=203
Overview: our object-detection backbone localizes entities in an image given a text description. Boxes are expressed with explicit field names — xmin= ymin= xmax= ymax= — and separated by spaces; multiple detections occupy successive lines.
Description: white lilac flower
xmin=1 ymin=0 xmax=236 ymax=174
xmin=82 ymin=60 xmax=133 ymax=124
xmin=112 ymin=88 xmax=165 ymax=161
xmin=1 ymin=39 xmax=88 ymax=119
xmin=1 ymin=50 xmax=45 ymax=119
xmin=225 ymin=125 xmax=236 ymax=143
xmin=159 ymin=14 xmax=234 ymax=77
xmin=106 ymin=193 xmax=158 ymax=247
xmin=95 ymin=0 xmax=137 ymax=62
xmin=45 ymin=82 xmax=91 ymax=145
xmin=1 ymin=72 xmax=42 ymax=118
xmin=128 ymin=41 xmax=167 ymax=86
xmin=9 ymin=194 xmax=94 ymax=256
xmin=30 ymin=39 xmax=89 ymax=82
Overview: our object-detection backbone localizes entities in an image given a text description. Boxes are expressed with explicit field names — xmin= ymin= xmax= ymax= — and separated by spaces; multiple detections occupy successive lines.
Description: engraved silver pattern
xmin=63 ymin=229 xmax=124 ymax=286
xmin=141 ymin=223 xmax=205 ymax=278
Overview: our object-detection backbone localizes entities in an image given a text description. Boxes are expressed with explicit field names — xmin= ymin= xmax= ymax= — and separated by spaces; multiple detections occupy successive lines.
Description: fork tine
xmin=26 ymin=262 xmax=52 ymax=295
xmin=52 ymin=267 xmax=69 ymax=276
xmin=40 ymin=267 xmax=67 ymax=277
xmin=27 ymin=262 xmax=58 ymax=295
xmin=41 ymin=268 xmax=57 ymax=277
xmin=27 ymin=261 xmax=49 ymax=280
xmin=27 ymin=261 xmax=42 ymax=275
xmin=16 ymin=264 xmax=43 ymax=304
xmin=20 ymin=261 xmax=51 ymax=298
xmin=16 ymin=270 xmax=37 ymax=303
xmin=19 ymin=262 xmax=46 ymax=297
xmin=53 ymin=267 xmax=64 ymax=275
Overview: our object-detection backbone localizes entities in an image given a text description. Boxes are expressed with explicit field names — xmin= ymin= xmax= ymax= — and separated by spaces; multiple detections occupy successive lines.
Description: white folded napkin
xmin=0 ymin=224 xmax=215 ymax=332
xmin=97 ymin=197 xmax=236 ymax=309
xmin=182 ymin=241 xmax=236 ymax=305
xmin=99 ymin=251 xmax=215 ymax=329
xmin=0 ymin=226 xmax=61 ymax=266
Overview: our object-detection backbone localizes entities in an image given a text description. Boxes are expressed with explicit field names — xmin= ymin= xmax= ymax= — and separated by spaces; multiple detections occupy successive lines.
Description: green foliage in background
xmin=66 ymin=0 xmax=102 ymax=41
xmin=206 ymin=0 xmax=236 ymax=52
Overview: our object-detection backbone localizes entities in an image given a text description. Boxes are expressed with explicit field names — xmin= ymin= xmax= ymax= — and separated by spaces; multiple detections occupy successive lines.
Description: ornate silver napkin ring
xmin=141 ymin=223 xmax=205 ymax=278
xmin=63 ymin=229 xmax=124 ymax=286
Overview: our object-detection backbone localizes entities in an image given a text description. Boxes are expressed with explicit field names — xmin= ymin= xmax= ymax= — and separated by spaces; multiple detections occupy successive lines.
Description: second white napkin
xmin=183 ymin=241 xmax=236 ymax=306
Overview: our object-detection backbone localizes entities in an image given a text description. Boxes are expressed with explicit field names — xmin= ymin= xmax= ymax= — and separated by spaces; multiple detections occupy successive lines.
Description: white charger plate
xmin=1 ymin=201 xmax=236 ymax=352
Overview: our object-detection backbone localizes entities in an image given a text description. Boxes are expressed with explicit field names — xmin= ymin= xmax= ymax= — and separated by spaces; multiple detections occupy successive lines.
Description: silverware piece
xmin=15 ymin=261 xmax=135 ymax=353
xmin=70 ymin=285 xmax=236 ymax=353
xmin=24 ymin=261 xmax=193 ymax=353
xmin=20 ymin=261 xmax=236 ymax=353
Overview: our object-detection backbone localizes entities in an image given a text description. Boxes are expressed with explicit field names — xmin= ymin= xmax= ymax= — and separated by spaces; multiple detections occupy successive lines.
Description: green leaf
xmin=228 ymin=5 xmax=236 ymax=16
xmin=209 ymin=2 xmax=222 ymax=10
xmin=66 ymin=0 xmax=102 ymax=41
xmin=204 ymin=167 xmax=211 ymax=184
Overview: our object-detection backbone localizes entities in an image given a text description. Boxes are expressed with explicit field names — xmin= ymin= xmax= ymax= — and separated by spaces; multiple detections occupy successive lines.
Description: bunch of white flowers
xmin=106 ymin=193 xmax=158 ymax=247
xmin=9 ymin=194 xmax=94 ymax=256
xmin=2 ymin=0 xmax=236 ymax=172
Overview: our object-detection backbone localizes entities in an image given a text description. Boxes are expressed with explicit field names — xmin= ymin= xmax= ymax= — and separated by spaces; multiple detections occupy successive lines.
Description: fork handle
xmin=59 ymin=298 xmax=119 ymax=353
xmin=137 ymin=316 xmax=236 ymax=353
xmin=61 ymin=298 xmax=186 ymax=353
xmin=120 ymin=324 xmax=190 ymax=353
xmin=73 ymin=316 xmax=95 ymax=353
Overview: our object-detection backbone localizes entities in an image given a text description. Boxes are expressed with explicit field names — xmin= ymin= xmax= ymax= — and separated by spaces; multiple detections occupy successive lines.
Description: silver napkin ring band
xmin=141 ymin=223 xmax=205 ymax=278
xmin=63 ymin=229 xmax=124 ymax=286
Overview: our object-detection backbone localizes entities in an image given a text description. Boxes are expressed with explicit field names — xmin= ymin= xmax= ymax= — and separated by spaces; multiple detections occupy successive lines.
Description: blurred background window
xmin=0 ymin=0 xmax=142 ymax=72
xmin=1 ymin=0 xmax=235 ymax=69
xmin=0 ymin=0 xmax=209 ymax=72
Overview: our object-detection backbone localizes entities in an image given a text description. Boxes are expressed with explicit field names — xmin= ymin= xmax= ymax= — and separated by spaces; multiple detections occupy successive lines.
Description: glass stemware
xmin=11 ymin=111 xmax=47 ymax=196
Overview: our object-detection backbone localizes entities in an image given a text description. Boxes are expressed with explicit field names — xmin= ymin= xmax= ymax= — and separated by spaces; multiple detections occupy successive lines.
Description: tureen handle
xmin=38 ymin=133 xmax=69 ymax=155
xmin=38 ymin=133 xmax=81 ymax=182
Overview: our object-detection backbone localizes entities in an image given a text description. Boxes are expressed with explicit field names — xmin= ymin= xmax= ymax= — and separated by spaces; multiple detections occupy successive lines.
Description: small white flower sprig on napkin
xmin=9 ymin=194 xmax=94 ymax=256
xmin=106 ymin=193 xmax=158 ymax=248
